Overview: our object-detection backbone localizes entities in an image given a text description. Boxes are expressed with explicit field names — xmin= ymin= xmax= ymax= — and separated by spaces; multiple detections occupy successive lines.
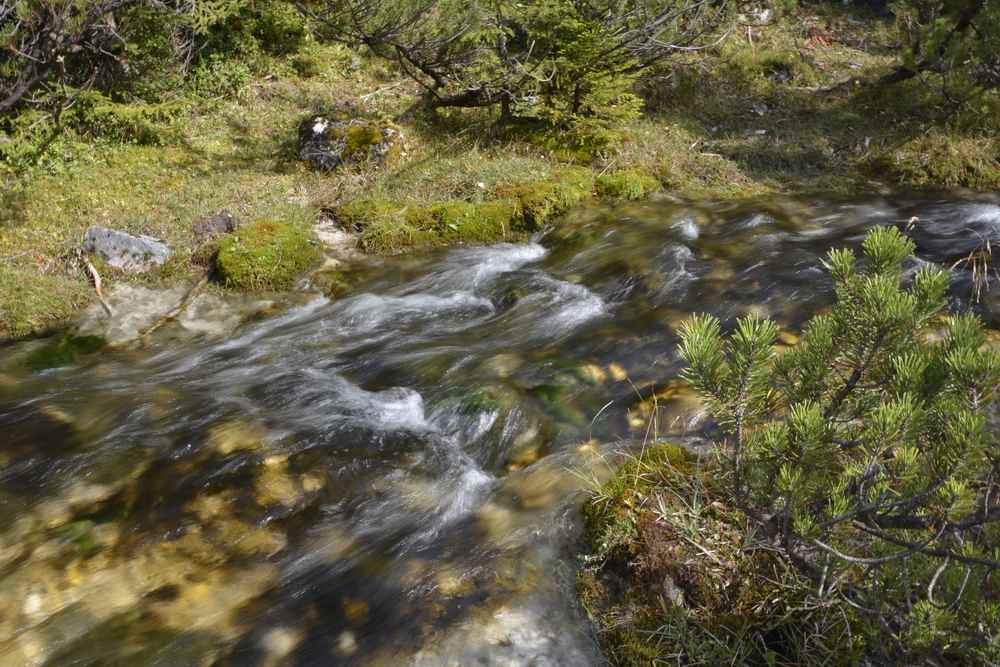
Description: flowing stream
xmin=2 ymin=193 xmax=999 ymax=666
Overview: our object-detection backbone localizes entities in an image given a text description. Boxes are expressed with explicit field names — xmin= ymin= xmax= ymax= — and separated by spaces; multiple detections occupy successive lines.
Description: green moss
xmin=25 ymin=334 xmax=106 ymax=371
xmin=496 ymin=168 xmax=594 ymax=229
xmin=868 ymin=135 xmax=1000 ymax=190
xmin=346 ymin=196 xmax=521 ymax=252
xmin=595 ymin=168 xmax=660 ymax=201
xmin=425 ymin=200 xmax=478 ymax=233
xmin=419 ymin=199 xmax=519 ymax=242
xmin=335 ymin=198 xmax=402 ymax=231
xmin=328 ymin=119 xmax=403 ymax=167
xmin=359 ymin=219 xmax=437 ymax=254
xmin=469 ymin=199 xmax=519 ymax=241
xmin=216 ymin=219 xmax=320 ymax=290
xmin=343 ymin=122 xmax=383 ymax=158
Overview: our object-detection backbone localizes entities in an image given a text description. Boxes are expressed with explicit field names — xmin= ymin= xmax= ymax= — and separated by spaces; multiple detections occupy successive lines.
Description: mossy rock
xmin=868 ymin=134 xmax=1000 ymax=191
xmin=335 ymin=198 xmax=402 ymax=231
xmin=495 ymin=168 xmax=594 ymax=229
xmin=25 ymin=334 xmax=106 ymax=371
xmin=595 ymin=169 xmax=660 ymax=201
xmin=341 ymin=169 xmax=594 ymax=254
xmin=359 ymin=219 xmax=438 ymax=254
xmin=298 ymin=116 xmax=404 ymax=172
xmin=216 ymin=220 xmax=320 ymax=290
xmin=406 ymin=199 xmax=520 ymax=242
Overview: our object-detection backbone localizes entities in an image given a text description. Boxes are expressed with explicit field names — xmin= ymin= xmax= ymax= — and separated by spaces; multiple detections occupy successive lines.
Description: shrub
xmin=66 ymin=91 xmax=185 ymax=145
xmin=581 ymin=443 xmax=861 ymax=665
xmin=887 ymin=0 xmax=1000 ymax=97
xmin=216 ymin=220 xmax=320 ymax=289
xmin=188 ymin=54 xmax=254 ymax=99
xmin=678 ymin=226 xmax=1000 ymax=662
xmin=300 ymin=0 xmax=732 ymax=130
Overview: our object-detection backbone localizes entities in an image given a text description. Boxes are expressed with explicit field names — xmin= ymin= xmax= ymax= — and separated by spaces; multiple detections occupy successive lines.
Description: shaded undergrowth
xmin=579 ymin=442 xmax=863 ymax=666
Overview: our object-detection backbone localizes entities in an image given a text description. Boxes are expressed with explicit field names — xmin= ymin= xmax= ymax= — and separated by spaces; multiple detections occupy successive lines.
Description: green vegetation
xmin=868 ymin=134 xmax=1000 ymax=191
xmin=594 ymin=169 xmax=660 ymax=201
xmin=24 ymin=334 xmax=105 ymax=371
xmin=677 ymin=227 xmax=1000 ymax=661
xmin=581 ymin=443 xmax=857 ymax=665
xmin=299 ymin=0 xmax=728 ymax=136
xmin=334 ymin=169 xmax=601 ymax=253
xmin=583 ymin=228 xmax=1000 ymax=664
xmin=2 ymin=1 xmax=999 ymax=343
xmin=216 ymin=220 xmax=320 ymax=289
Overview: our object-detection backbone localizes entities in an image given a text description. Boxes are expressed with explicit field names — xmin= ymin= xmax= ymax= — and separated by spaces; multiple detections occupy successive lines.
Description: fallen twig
xmin=138 ymin=273 xmax=209 ymax=338
xmin=79 ymin=251 xmax=113 ymax=317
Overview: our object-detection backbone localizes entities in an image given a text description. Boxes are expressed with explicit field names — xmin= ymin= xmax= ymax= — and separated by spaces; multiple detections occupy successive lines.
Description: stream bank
xmin=3 ymin=194 xmax=1000 ymax=664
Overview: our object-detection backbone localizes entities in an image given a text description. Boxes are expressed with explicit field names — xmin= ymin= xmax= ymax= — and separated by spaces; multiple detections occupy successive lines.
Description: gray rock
xmin=83 ymin=226 xmax=170 ymax=272
xmin=297 ymin=116 xmax=403 ymax=172
xmin=193 ymin=211 xmax=240 ymax=242
xmin=313 ymin=215 xmax=362 ymax=260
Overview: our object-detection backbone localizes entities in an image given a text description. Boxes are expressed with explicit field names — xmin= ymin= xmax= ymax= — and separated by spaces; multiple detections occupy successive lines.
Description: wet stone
xmin=208 ymin=419 xmax=270 ymax=456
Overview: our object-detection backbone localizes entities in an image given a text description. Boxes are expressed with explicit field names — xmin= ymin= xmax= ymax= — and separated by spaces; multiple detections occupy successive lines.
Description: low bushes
xmin=584 ymin=227 xmax=1000 ymax=665
xmin=580 ymin=443 xmax=858 ymax=665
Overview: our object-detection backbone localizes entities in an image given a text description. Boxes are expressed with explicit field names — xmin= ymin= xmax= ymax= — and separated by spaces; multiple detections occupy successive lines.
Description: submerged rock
xmin=82 ymin=226 xmax=171 ymax=272
xmin=297 ymin=116 xmax=403 ymax=172
xmin=75 ymin=284 xmax=277 ymax=346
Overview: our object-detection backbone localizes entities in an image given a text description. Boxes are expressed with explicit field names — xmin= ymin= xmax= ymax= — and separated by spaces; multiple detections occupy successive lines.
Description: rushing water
xmin=2 ymin=193 xmax=1000 ymax=666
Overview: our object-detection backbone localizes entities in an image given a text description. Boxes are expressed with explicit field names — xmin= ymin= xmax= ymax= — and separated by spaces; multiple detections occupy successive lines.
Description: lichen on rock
xmin=297 ymin=115 xmax=404 ymax=172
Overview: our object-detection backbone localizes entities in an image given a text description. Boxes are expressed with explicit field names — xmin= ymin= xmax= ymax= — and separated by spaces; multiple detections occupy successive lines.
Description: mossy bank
xmin=3 ymin=5 xmax=999 ymax=341
xmin=579 ymin=443 xmax=864 ymax=665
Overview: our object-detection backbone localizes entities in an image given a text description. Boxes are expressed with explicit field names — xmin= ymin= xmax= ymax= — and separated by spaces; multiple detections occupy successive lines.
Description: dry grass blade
xmin=951 ymin=237 xmax=997 ymax=303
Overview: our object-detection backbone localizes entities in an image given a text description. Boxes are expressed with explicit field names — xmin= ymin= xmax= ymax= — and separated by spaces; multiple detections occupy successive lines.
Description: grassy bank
xmin=2 ymin=5 xmax=998 ymax=341
xmin=579 ymin=442 xmax=865 ymax=665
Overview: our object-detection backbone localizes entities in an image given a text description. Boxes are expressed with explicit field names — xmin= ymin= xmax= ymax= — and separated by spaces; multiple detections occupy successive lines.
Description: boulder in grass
xmin=297 ymin=116 xmax=404 ymax=172
xmin=193 ymin=211 xmax=240 ymax=242
xmin=82 ymin=226 xmax=171 ymax=272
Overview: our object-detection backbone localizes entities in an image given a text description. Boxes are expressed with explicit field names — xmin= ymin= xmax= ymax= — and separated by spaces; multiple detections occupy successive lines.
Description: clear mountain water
xmin=1 ymin=194 xmax=998 ymax=666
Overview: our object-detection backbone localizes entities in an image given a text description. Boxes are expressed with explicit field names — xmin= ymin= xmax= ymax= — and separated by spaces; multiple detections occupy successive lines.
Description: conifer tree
xmin=295 ymin=0 xmax=731 ymax=125
xmin=679 ymin=226 xmax=1000 ymax=662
